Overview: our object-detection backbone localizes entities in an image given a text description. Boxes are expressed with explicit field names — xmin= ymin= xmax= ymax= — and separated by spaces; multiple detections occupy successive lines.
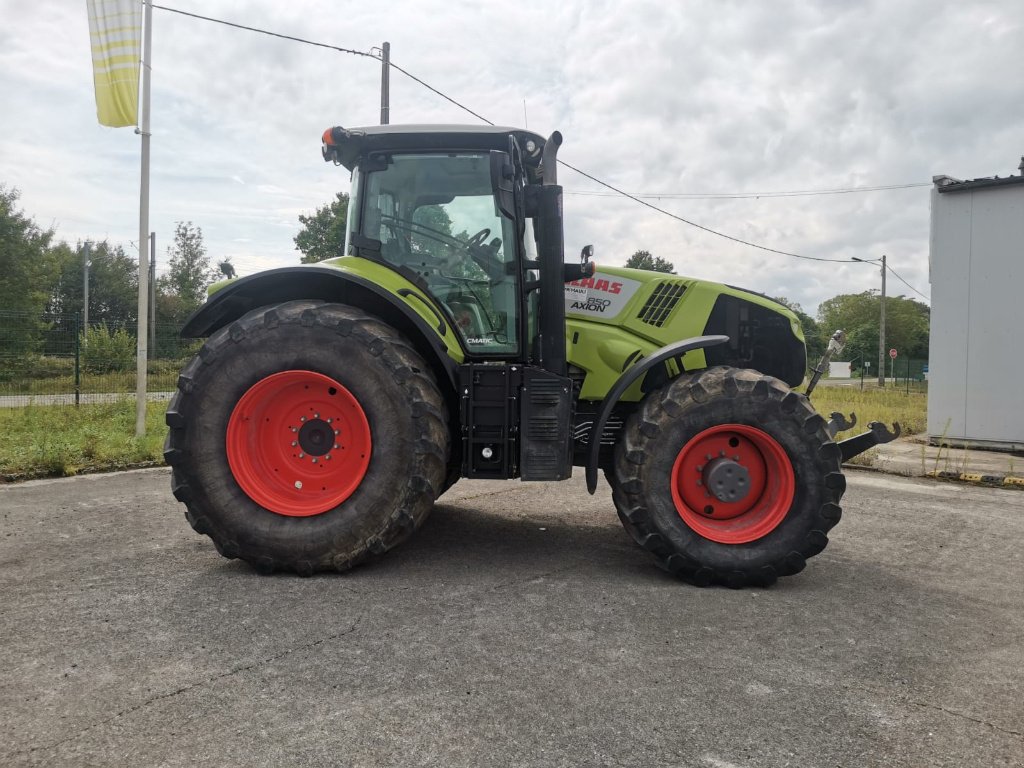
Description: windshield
xmin=358 ymin=153 xmax=520 ymax=355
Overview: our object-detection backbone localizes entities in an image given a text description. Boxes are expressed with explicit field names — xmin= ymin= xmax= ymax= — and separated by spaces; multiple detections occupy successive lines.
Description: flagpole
xmin=135 ymin=0 xmax=153 ymax=437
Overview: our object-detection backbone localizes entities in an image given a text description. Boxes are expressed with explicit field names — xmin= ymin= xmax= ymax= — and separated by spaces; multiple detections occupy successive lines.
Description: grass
xmin=0 ymin=400 xmax=169 ymax=481
xmin=809 ymin=385 xmax=927 ymax=439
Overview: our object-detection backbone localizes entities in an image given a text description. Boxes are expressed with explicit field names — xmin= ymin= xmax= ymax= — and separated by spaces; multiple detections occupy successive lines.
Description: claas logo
xmin=569 ymin=277 xmax=623 ymax=294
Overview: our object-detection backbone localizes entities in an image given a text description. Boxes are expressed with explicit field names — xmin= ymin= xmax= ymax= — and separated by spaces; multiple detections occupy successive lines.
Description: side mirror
xmin=564 ymin=246 xmax=597 ymax=282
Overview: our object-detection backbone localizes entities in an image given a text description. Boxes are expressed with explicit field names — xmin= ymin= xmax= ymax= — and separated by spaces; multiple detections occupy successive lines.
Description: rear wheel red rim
xmin=226 ymin=370 xmax=371 ymax=516
xmin=670 ymin=424 xmax=795 ymax=544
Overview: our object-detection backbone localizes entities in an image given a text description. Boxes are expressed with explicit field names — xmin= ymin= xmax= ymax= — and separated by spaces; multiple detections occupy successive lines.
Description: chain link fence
xmin=0 ymin=310 xmax=199 ymax=407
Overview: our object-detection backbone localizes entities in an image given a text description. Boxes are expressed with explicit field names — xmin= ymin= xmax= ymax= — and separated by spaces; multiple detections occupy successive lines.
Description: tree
xmin=161 ymin=221 xmax=215 ymax=310
xmin=817 ymin=291 xmax=930 ymax=370
xmin=0 ymin=186 xmax=59 ymax=363
xmin=0 ymin=186 xmax=57 ymax=316
xmin=772 ymin=296 xmax=825 ymax=363
xmin=47 ymin=240 xmax=138 ymax=326
xmin=295 ymin=193 xmax=349 ymax=263
xmin=624 ymin=249 xmax=676 ymax=274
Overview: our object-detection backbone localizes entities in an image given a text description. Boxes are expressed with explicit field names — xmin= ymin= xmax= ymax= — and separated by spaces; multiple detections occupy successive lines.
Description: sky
xmin=2 ymin=0 xmax=1023 ymax=316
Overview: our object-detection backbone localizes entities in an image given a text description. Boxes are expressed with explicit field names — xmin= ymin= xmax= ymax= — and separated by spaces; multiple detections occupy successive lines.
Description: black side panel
xmin=520 ymin=367 xmax=573 ymax=481
xmin=702 ymin=294 xmax=806 ymax=387
xmin=459 ymin=364 xmax=521 ymax=479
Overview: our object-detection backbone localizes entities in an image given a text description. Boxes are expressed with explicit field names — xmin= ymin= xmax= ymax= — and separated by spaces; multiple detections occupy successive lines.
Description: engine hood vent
xmin=638 ymin=280 xmax=686 ymax=327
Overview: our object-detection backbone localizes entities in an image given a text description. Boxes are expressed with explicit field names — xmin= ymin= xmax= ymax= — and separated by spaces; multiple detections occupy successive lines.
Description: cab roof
xmin=322 ymin=124 xmax=549 ymax=171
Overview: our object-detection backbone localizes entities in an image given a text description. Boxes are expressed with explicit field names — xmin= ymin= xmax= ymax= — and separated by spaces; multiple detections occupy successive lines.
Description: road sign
xmin=889 ymin=348 xmax=897 ymax=359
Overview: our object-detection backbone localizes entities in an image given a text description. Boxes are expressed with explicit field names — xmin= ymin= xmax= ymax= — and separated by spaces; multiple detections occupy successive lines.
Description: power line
xmin=152 ymin=5 xmax=494 ymax=124
xmin=885 ymin=263 xmax=930 ymax=302
xmin=151 ymin=4 xmax=377 ymax=60
xmin=386 ymin=60 xmax=496 ymax=126
xmin=147 ymin=4 xmax=886 ymax=267
xmin=565 ymin=181 xmax=931 ymax=200
xmin=557 ymin=159 xmax=850 ymax=263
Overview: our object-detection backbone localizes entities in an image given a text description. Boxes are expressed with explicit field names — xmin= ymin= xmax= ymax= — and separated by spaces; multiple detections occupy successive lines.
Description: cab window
xmin=360 ymin=153 xmax=519 ymax=355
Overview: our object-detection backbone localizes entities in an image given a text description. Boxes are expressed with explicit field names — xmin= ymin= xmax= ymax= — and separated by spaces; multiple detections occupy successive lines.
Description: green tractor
xmin=165 ymin=124 xmax=894 ymax=587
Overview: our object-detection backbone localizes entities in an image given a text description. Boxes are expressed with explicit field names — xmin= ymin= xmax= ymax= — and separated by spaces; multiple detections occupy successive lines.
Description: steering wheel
xmin=466 ymin=228 xmax=491 ymax=248
xmin=464 ymin=228 xmax=505 ymax=282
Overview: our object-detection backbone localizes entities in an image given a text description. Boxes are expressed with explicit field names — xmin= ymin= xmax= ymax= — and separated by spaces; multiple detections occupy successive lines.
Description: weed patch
xmin=0 ymin=401 xmax=168 ymax=480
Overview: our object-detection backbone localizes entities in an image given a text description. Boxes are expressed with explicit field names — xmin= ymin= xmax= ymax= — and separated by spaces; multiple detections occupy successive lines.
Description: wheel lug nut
xmin=298 ymin=453 xmax=305 ymax=459
xmin=312 ymin=458 xmax=318 ymax=464
xmin=291 ymin=441 xmax=297 ymax=447
xmin=314 ymin=413 xmax=320 ymax=418
xmin=294 ymin=480 xmax=302 ymax=489
xmin=290 ymin=427 xmax=297 ymax=433
xmin=733 ymin=455 xmax=740 ymax=461
xmin=696 ymin=465 xmax=704 ymax=472
xmin=327 ymin=418 xmax=333 ymax=424
xmin=333 ymin=443 xmax=339 ymax=449
xmin=696 ymin=480 xmax=703 ymax=486
xmin=300 ymin=416 xmax=306 ymax=422
xmin=325 ymin=454 xmax=332 ymax=461
xmin=705 ymin=454 xmax=712 ymax=461
xmin=334 ymin=429 xmax=340 ymax=435
xmin=719 ymin=450 xmax=726 ymax=457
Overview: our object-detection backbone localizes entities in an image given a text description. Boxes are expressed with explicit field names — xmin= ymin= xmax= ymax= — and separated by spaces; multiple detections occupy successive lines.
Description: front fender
xmin=585 ymin=334 xmax=729 ymax=494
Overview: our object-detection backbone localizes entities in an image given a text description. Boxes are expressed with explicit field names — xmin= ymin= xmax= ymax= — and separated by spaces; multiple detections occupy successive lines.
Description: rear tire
xmin=610 ymin=367 xmax=844 ymax=587
xmin=164 ymin=301 xmax=449 ymax=574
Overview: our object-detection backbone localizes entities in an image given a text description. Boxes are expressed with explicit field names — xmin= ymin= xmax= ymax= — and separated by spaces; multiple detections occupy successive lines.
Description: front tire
xmin=610 ymin=367 xmax=844 ymax=587
xmin=164 ymin=301 xmax=449 ymax=575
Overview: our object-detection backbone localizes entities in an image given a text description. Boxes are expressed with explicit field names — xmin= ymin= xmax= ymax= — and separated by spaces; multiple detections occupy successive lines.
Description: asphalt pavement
xmin=1 ymin=469 xmax=1022 ymax=767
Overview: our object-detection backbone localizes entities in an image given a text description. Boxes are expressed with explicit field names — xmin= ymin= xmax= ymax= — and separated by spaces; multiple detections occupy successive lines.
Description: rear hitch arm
xmin=826 ymin=411 xmax=856 ymax=439
xmin=838 ymin=421 xmax=902 ymax=463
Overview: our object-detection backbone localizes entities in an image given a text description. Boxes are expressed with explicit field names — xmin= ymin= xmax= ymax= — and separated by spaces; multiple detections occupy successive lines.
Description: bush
xmin=82 ymin=323 xmax=135 ymax=374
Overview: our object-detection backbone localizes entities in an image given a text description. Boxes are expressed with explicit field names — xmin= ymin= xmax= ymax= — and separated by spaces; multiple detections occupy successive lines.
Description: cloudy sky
xmin=2 ymin=0 xmax=1023 ymax=315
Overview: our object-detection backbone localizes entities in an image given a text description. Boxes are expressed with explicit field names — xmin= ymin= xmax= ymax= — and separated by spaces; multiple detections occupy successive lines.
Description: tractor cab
xmin=322 ymin=124 xmax=565 ymax=361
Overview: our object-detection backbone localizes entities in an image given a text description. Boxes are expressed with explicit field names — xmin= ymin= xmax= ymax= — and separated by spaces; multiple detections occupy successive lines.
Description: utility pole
xmin=380 ymin=41 xmax=390 ymax=125
xmin=135 ymin=0 xmax=153 ymax=437
xmin=82 ymin=241 xmax=92 ymax=331
xmin=878 ymin=254 xmax=886 ymax=388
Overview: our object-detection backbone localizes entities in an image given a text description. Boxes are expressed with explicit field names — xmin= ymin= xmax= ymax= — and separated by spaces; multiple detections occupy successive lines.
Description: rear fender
xmin=584 ymin=334 xmax=729 ymax=494
xmin=180 ymin=266 xmax=461 ymax=390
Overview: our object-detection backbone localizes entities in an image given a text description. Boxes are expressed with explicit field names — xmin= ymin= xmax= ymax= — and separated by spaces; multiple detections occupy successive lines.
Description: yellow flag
xmin=86 ymin=0 xmax=142 ymax=127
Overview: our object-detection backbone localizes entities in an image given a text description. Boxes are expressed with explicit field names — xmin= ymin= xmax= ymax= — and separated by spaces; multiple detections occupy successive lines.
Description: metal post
xmin=860 ymin=359 xmax=865 ymax=390
xmin=135 ymin=0 xmax=153 ymax=437
xmin=82 ymin=241 xmax=91 ymax=332
xmin=74 ymin=312 xmax=81 ymax=407
xmin=878 ymin=254 xmax=886 ymax=388
xmin=149 ymin=232 xmax=156 ymax=352
xmin=380 ymin=41 xmax=390 ymax=125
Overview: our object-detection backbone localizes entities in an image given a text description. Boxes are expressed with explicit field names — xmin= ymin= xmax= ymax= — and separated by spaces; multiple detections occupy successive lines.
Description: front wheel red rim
xmin=226 ymin=370 xmax=371 ymax=516
xmin=670 ymin=424 xmax=795 ymax=544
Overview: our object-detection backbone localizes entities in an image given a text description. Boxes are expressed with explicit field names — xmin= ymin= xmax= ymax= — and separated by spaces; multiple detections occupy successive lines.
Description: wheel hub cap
xmin=703 ymin=457 xmax=751 ymax=503
xmin=298 ymin=418 xmax=334 ymax=457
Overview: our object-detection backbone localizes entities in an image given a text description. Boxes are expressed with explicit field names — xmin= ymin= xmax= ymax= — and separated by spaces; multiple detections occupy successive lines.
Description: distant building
xmin=829 ymin=361 xmax=852 ymax=379
xmin=928 ymin=159 xmax=1024 ymax=449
